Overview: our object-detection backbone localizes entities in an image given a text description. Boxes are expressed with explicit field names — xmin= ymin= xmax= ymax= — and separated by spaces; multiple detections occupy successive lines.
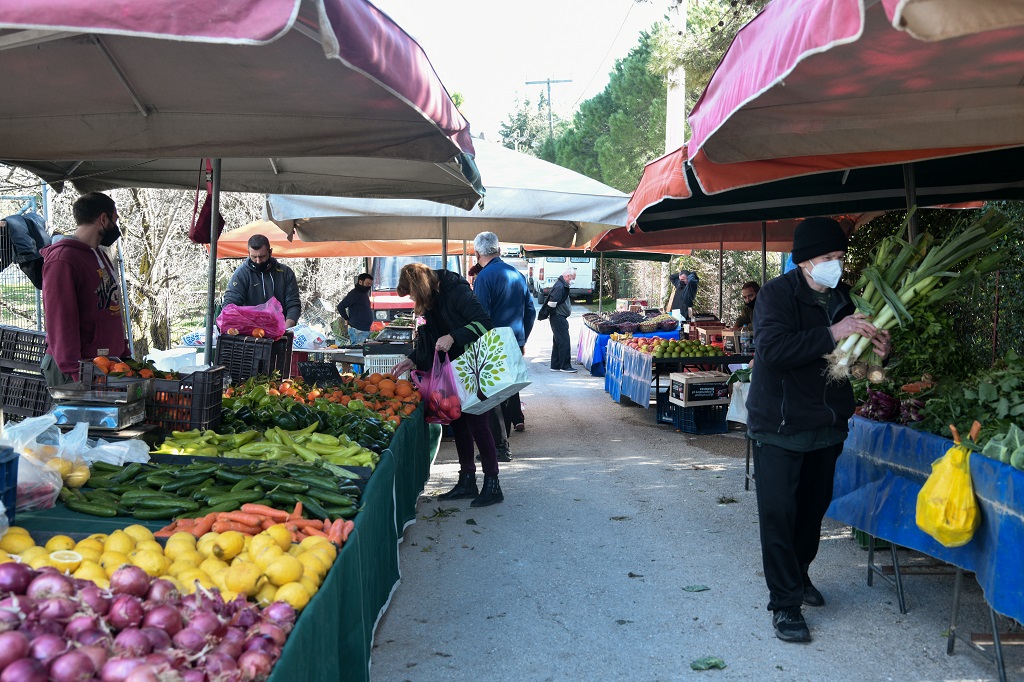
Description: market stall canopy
xmin=266 ymin=138 xmax=629 ymax=248
xmin=686 ymin=0 xmax=1024 ymax=194
xmin=523 ymin=249 xmax=677 ymax=263
xmin=0 ymin=0 xmax=482 ymax=207
xmin=594 ymin=219 xmax=812 ymax=253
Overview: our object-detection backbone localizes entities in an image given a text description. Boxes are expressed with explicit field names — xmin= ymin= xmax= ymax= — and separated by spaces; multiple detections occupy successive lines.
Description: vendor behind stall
xmin=40 ymin=192 xmax=128 ymax=385
xmin=735 ymin=281 xmax=760 ymax=327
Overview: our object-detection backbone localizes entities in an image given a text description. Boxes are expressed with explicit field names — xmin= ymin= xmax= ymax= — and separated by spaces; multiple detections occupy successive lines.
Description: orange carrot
xmin=290 ymin=531 xmax=303 ymax=543
xmin=261 ymin=519 xmax=277 ymax=530
xmin=340 ymin=519 xmax=355 ymax=543
xmin=303 ymin=527 xmax=328 ymax=538
xmin=212 ymin=520 xmax=261 ymax=535
xmin=191 ymin=513 xmax=217 ymax=537
xmin=284 ymin=518 xmax=325 ymax=529
xmin=240 ymin=504 xmax=289 ymax=521
xmin=216 ymin=512 xmax=263 ymax=526
xmin=154 ymin=529 xmax=175 ymax=538
xmin=327 ymin=519 xmax=344 ymax=546
xmin=289 ymin=501 xmax=303 ymax=521
xmin=322 ymin=519 xmax=331 ymax=533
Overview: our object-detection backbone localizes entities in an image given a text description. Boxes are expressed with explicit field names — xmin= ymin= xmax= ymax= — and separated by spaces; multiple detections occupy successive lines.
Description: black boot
xmin=471 ymin=474 xmax=504 ymax=507
xmin=437 ymin=472 xmax=478 ymax=500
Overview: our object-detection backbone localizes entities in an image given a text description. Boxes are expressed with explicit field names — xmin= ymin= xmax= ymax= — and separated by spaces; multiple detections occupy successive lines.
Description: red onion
xmin=123 ymin=667 xmax=160 ymax=682
xmin=243 ymin=636 xmax=277 ymax=655
xmin=221 ymin=627 xmax=246 ymax=648
xmin=37 ymin=597 xmax=77 ymax=621
xmin=48 ymin=650 xmax=96 ymax=682
xmin=0 ymin=630 xmax=30 ymax=669
xmin=229 ymin=605 xmax=259 ymax=630
xmin=109 ymin=567 xmax=150 ymax=599
xmin=107 ymin=595 xmax=144 ymax=630
xmin=142 ymin=652 xmax=171 ymax=668
xmin=28 ymin=633 xmax=68 ymax=663
xmin=0 ymin=563 xmax=35 ymax=595
xmin=180 ymin=670 xmax=206 ymax=682
xmin=26 ymin=573 xmax=74 ymax=600
xmin=77 ymin=644 xmax=108 ymax=672
xmin=0 ymin=607 xmax=21 ymax=632
xmin=144 ymin=580 xmax=178 ymax=605
xmin=99 ymin=657 xmax=146 ymax=682
xmin=204 ymin=651 xmax=238 ymax=676
xmin=141 ymin=605 xmax=182 ymax=636
xmin=74 ymin=629 xmax=111 ymax=647
xmin=77 ymin=586 xmax=112 ymax=616
xmin=0 ymin=595 xmax=34 ymax=613
xmin=186 ymin=611 xmax=223 ymax=638
xmin=0 ymin=657 xmax=47 ymax=682
xmin=213 ymin=641 xmax=242 ymax=661
xmin=113 ymin=629 xmax=152 ymax=657
xmin=170 ymin=628 xmax=207 ymax=655
xmin=238 ymin=650 xmax=275 ymax=681
xmin=248 ymin=622 xmax=286 ymax=648
xmin=64 ymin=615 xmax=100 ymax=640
xmin=261 ymin=602 xmax=296 ymax=630
xmin=139 ymin=628 xmax=171 ymax=652
xmin=20 ymin=618 xmax=64 ymax=640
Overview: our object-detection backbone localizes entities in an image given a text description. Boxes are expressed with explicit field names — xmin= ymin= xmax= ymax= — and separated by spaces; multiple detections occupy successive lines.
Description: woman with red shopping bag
xmin=391 ymin=263 xmax=504 ymax=507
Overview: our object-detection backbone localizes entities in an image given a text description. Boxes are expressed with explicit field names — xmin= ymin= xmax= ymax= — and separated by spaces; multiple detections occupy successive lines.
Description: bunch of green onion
xmin=830 ymin=209 xmax=1014 ymax=380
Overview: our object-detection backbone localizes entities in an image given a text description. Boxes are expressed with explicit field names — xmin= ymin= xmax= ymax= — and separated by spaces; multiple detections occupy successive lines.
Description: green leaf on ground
xmin=690 ymin=657 xmax=727 ymax=671
xmin=466 ymin=519 xmax=477 ymax=525
xmin=610 ymin=516 xmax=630 ymax=521
xmin=717 ymin=496 xmax=738 ymax=504
xmin=683 ymin=585 xmax=710 ymax=592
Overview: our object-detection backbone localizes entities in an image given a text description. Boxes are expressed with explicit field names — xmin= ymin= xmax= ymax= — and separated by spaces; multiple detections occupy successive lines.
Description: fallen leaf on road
xmin=615 ymin=619 xmax=633 ymax=625
xmin=628 ymin=572 xmax=644 ymax=578
xmin=610 ymin=516 xmax=630 ymax=521
xmin=717 ymin=496 xmax=738 ymax=504
xmin=683 ymin=585 xmax=710 ymax=592
xmin=466 ymin=519 xmax=477 ymax=525
xmin=690 ymin=657 xmax=727 ymax=671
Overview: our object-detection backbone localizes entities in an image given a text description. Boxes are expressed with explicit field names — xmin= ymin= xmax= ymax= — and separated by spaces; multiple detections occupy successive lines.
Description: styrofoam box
xmin=669 ymin=371 xmax=731 ymax=407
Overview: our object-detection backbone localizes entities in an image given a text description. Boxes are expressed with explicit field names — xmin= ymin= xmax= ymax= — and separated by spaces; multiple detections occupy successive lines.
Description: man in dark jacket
xmin=336 ymin=273 xmax=373 ymax=345
xmin=666 ymin=269 xmax=699 ymax=318
xmin=735 ymin=281 xmax=759 ymax=327
xmin=222 ymin=234 xmax=301 ymax=327
xmin=544 ymin=268 xmax=576 ymax=372
xmin=747 ymin=217 xmax=889 ymax=644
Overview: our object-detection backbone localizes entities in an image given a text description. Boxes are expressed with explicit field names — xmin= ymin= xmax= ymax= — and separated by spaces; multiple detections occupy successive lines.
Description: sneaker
xmin=514 ymin=423 xmax=525 ymax=432
xmin=560 ymin=367 xmax=578 ymax=373
xmin=497 ymin=452 xmax=513 ymax=463
xmin=772 ymin=607 xmax=811 ymax=643
xmin=802 ymin=565 xmax=825 ymax=607
xmin=549 ymin=367 xmax=561 ymax=372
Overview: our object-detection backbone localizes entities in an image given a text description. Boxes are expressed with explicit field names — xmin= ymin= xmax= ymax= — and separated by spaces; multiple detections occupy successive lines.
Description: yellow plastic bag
xmin=916 ymin=422 xmax=981 ymax=548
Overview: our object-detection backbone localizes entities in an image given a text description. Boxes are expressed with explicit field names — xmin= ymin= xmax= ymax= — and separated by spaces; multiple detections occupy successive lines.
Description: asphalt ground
xmin=369 ymin=304 xmax=1023 ymax=682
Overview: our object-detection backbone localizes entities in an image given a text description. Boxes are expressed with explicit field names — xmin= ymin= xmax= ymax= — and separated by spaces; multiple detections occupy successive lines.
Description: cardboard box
xmin=696 ymin=325 xmax=726 ymax=346
xmin=722 ymin=329 xmax=741 ymax=354
xmin=668 ymin=371 xmax=731 ymax=407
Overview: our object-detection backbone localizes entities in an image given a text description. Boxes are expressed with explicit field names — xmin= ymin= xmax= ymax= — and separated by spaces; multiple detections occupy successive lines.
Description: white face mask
xmin=807 ymin=259 xmax=843 ymax=289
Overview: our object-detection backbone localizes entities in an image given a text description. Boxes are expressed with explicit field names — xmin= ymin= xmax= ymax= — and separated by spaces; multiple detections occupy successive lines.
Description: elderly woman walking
xmin=391 ymin=262 xmax=504 ymax=507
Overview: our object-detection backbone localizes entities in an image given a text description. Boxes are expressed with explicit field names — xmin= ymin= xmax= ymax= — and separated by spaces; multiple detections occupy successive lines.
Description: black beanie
xmin=791 ymin=217 xmax=848 ymax=264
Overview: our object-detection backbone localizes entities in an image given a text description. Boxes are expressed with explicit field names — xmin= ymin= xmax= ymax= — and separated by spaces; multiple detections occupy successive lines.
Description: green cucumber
xmin=324 ymin=505 xmax=359 ymax=520
xmin=214 ymin=468 xmax=250 ymax=483
xmin=90 ymin=461 xmax=121 ymax=474
xmin=175 ymin=500 xmax=242 ymax=518
xmin=295 ymin=494 xmax=330 ymax=521
xmin=257 ymin=476 xmax=308 ymax=494
xmin=66 ymin=499 xmax=118 ymax=517
xmin=304 ymin=489 xmax=356 ymax=507
xmin=203 ymin=490 xmax=264 ymax=506
xmin=108 ymin=462 xmax=144 ymax=484
xmin=134 ymin=497 xmax=201 ymax=511
xmin=133 ymin=507 xmax=188 ymax=520
xmin=230 ymin=476 xmax=261 ymax=493
xmin=160 ymin=471 xmax=216 ymax=493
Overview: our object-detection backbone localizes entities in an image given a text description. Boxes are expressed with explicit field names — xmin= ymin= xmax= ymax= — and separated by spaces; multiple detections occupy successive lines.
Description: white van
xmin=526 ymin=256 xmax=597 ymax=303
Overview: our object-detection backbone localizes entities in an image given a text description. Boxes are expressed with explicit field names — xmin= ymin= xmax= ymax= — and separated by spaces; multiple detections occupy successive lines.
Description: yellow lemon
xmin=171 ymin=549 xmax=204 ymax=567
xmin=274 ymin=582 xmax=311 ymax=612
xmin=169 ymin=532 xmax=197 ymax=547
xmin=4 ymin=526 xmax=30 ymax=536
xmin=196 ymin=532 xmax=220 ymax=558
xmin=212 ymin=531 xmax=245 ymax=561
xmin=252 ymin=545 xmax=284 ymax=572
xmin=224 ymin=562 xmax=263 ymax=596
xmin=308 ymin=547 xmax=336 ymax=571
xmin=123 ymin=524 xmax=155 ymax=545
xmin=0 ymin=550 xmax=11 ymax=564
xmin=299 ymin=535 xmax=334 ymax=555
xmin=28 ymin=554 xmax=53 ymax=570
xmin=200 ymin=557 xmax=229 ymax=577
xmin=75 ymin=538 xmax=105 ymax=555
xmin=18 ymin=546 xmax=48 ymax=564
xmin=218 ymin=589 xmax=240 ymax=602
xmin=264 ymin=554 xmax=303 ymax=587
xmin=166 ymin=561 xmax=195 ymax=578
xmin=65 ymin=464 xmax=90 ymax=489
xmin=248 ymin=533 xmax=277 ymax=558
xmin=73 ymin=560 xmax=108 ymax=586
xmin=44 ymin=535 xmax=76 ymax=552
xmin=232 ymin=552 xmax=251 ymax=565
xmin=176 ymin=569 xmax=214 ymax=594
xmin=75 ymin=547 xmax=102 ymax=564
xmin=0 ymin=533 xmax=35 ymax=554
xmin=287 ymin=544 xmax=303 ymax=557
xmin=298 ymin=552 xmax=327 ymax=581
xmin=136 ymin=540 xmax=164 ymax=554
xmin=49 ymin=550 xmax=82 ymax=573
xmin=299 ymin=575 xmax=320 ymax=597
xmin=46 ymin=457 xmax=74 ymax=478
xmin=87 ymin=533 xmax=109 ymax=543
xmin=99 ymin=551 xmax=132 ymax=577
xmin=265 ymin=525 xmax=293 ymax=552
xmin=254 ymin=581 xmax=278 ymax=607
xmin=131 ymin=549 xmax=168 ymax=578
xmin=104 ymin=531 xmax=135 ymax=555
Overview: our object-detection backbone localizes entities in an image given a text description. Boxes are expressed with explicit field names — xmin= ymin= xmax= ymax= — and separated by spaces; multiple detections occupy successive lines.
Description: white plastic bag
xmin=0 ymin=414 xmax=64 ymax=512
xmin=86 ymin=438 xmax=150 ymax=466
xmin=289 ymin=324 xmax=327 ymax=350
xmin=181 ymin=328 xmax=207 ymax=347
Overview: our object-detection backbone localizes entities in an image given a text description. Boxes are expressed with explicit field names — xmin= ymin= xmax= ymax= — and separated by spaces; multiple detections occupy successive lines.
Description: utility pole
xmin=665 ymin=0 xmax=688 ymax=152
xmin=525 ymin=77 xmax=572 ymax=140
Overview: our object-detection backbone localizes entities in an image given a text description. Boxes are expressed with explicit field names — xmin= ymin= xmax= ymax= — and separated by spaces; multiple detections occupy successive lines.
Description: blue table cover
xmin=577 ymin=326 xmax=678 ymax=375
xmin=602 ymin=341 xmax=655 ymax=407
xmin=828 ymin=416 xmax=1024 ymax=622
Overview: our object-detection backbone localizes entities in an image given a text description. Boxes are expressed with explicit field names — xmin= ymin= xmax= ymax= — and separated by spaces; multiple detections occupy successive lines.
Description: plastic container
xmin=78 ymin=362 xmax=155 ymax=400
xmin=145 ymin=366 xmax=225 ymax=432
xmin=0 ymin=446 xmax=18 ymax=523
xmin=0 ymin=326 xmax=47 ymax=373
xmin=853 ymin=528 xmax=891 ymax=550
xmin=216 ymin=333 xmax=293 ymax=384
xmin=144 ymin=347 xmax=199 ymax=372
xmin=0 ymin=371 xmax=53 ymax=422
xmin=52 ymin=399 xmax=146 ymax=430
xmin=674 ymin=404 xmax=729 ymax=434
xmin=655 ymin=391 xmax=677 ymax=426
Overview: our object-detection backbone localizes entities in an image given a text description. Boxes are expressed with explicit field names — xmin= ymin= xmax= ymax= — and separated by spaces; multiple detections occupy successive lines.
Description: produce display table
xmin=828 ymin=416 xmax=1024 ymax=625
xmin=576 ymin=326 xmax=678 ymax=377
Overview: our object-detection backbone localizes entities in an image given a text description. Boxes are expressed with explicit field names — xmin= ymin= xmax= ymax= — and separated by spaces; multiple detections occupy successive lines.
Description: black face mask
xmin=745 ymin=299 xmax=755 ymax=310
xmin=250 ymin=258 xmax=272 ymax=273
xmin=355 ymin=283 xmax=371 ymax=293
xmin=100 ymin=223 xmax=121 ymax=247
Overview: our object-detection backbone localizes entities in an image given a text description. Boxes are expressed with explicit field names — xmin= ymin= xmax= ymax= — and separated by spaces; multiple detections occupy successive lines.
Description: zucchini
xmin=295 ymin=494 xmax=330 ymax=521
xmin=90 ymin=461 xmax=121 ymax=474
xmin=160 ymin=471 xmax=215 ymax=493
xmin=175 ymin=500 xmax=242 ymax=518
xmin=266 ymin=490 xmax=299 ymax=506
xmin=133 ymin=507 xmax=188 ymax=520
xmin=325 ymin=505 xmax=359 ymax=520
xmin=66 ymin=499 xmax=118 ymax=517
xmin=214 ymin=468 xmax=249 ymax=483
xmin=230 ymin=476 xmax=261 ymax=493
xmin=58 ymin=487 xmax=84 ymax=503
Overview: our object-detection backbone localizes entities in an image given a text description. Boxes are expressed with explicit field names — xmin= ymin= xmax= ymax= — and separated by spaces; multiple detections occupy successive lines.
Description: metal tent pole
xmin=761 ymin=221 xmax=768 ymax=285
xmin=599 ymin=253 xmax=604 ymax=312
xmin=203 ymin=158 xmax=222 ymax=366
xmin=441 ymin=217 xmax=449 ymax=269
xmin=116 ymin=242 xmax=135 ymax=358
xmin=718 ymin=241 xmax=724 ymax=320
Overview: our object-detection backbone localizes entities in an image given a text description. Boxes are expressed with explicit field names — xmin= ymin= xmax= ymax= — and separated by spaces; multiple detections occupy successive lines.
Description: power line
xmin=525 ymin=77 xmax=573 ymax=140
xmin=572 ymin=1 xmax=637 ymax=109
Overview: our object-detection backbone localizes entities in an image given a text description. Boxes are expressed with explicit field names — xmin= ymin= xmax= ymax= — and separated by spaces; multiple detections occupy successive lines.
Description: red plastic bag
xmin=189 ymin=159 xmax=225 ymax=244
xmin=216 ymin=297 xmax=287 ymax=339
xmin=410 ymin=351 xmax=462 ymax=425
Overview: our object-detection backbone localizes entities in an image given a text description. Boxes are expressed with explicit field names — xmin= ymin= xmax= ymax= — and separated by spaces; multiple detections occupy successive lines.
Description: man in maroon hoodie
xmin=40 ymin=192 xmax=128 ymax=385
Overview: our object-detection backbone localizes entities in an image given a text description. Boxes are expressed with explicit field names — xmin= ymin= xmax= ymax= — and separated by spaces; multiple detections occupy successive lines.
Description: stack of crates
xmin=145 ymin=367 xmax=225 ymax=432
xmin=0 ymin=325 xmax=51 ymax=422
xmin=216 ymin=332 xmax=293 ymax=384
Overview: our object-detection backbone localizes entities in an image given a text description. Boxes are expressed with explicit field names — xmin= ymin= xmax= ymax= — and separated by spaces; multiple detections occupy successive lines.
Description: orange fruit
xmin=366 ymin=373 xmax=384 ymax=385
xmin=377 ymin=379 xmax=396 ymax=392
xmin=110 ymin=362 xmax=131 ymax=374
xmin=252 ymin=328 xmax=266 ymax=338
xmin=363 ymin=385 xmax=379 ymax=395
xmin=395 ymin=382 xmax=413 ymax=398
xmin=138 ymin=369 xmax=154 ymax=378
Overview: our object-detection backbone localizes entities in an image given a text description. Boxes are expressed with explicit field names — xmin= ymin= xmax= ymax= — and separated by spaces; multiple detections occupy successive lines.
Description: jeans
xmin=550 ymin=314 xmax=572 ymax=370
xmin=451 ymin=411 xmax=498 ymax=476
xmin=348 ymin=327 xmax=370 ymax=345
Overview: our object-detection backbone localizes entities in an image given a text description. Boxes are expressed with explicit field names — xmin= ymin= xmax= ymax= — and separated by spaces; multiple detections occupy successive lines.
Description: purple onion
xmin=48 ymin=649 xmax=96 ymax=682
xmin=0 ymin=657 xmax=47 ymax=682
xmin=0 ymin=630 xmax=30 ymax=669
xmin=180 ymin=670 xmax=206 ymax=682
xmin=77 ymin=644 xmax=109 ymax=672
xmin=261 ymin=602 xmax=296 ymax=630
xmin=139 ymin=627 xmax=171 ymax=652
xmin=170 ymin=628 xmax=207 ymax=655
xmin=144 ymin=579 xmax=178 ymax=605
xmin=74 ymin=629 xmax=111 ymax=647
xmin=64 ymin=614 xmax=100 ymax=640
xmin=28 ymin=633 xmax=68 ymax=663
xmin=213 ymin=640 xmax=243 ymax=661
xmin=26 ymin=572 xmax=74 ymax=600
xmin=123 ymin=667 xmax=161 ymax=682
xmin=109 ymin=567 xmax=150 ymax=598
xmin=248 ymin=622 xmax=286 ymax=648
xmin=0 ymin=595 xmax=34 ymax=614
xmin=37 ymin=596 xmax=77 ymax=621
xmin=141 ymin=605 xmax=182 ymax=636
xmin=238 ymin=650 xmax=275 ymax=681
xmin=19 ymin=618 xmax=64 ymax=640
xmin=99 ymin=657 xmax=146 ymax=682
xmin=143 ymin=652 xmax=171 ymax=668
xmin=0 ymin=563 xmax=35 ymax=595
xmin=77 ymin=586 xmax=112 ymax=616
xmin=0 ymin=607 xmax=22 ymax=632
xmin=229 ymin=604 xmax=259 ymax=630
xmin=243 ymin=636 xmax=278 ymax=655
xmin=107 ymin=595 xmax=144 ymax=630
xmin=113 ymin=628 xmax=152 ymax=657
xmin=186 ymin=611 xmax=223 ymax=638
xmin=204 ymin=651 xmax=238 ymax=676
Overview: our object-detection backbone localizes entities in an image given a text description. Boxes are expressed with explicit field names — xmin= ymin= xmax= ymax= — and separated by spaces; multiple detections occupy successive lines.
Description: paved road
xmin=370 ymin=307 xmax=1021 ymax=681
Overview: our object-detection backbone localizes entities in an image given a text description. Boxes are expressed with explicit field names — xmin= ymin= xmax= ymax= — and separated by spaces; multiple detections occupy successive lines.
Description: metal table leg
xmin=947 ymin=568 xmax=1009 ymax=682
xmin=865 ymin=536 xmax=908 ymax=614
xmin=744 ymin=436 xmax=755 ymax=491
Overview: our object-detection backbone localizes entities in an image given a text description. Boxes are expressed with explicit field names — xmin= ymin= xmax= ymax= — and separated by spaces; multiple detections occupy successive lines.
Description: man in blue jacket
xmin=472 ymin=232 xmax=535 ymax=459
xmin=222 ymin=234 xmax=301 ymax=327
xmin=336 ymin=273 xmax=374 ymax=345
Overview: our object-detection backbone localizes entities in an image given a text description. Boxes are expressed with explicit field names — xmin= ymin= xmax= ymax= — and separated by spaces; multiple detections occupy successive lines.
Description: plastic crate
xmin=655 ymin=391 xmax=677 ymax=426
xmin=0 ymin=326 xmax=47 ymax=373
xmin=216 ymin=333 xmax=293 ymax=385
xmin=360 ymin=354 xmax=409 ymax=380
xmin=674 ymin=404 xmax=729 ymax=434
xmin=0 ymin=371 xmax=52 ymax=422
xmin=78 ymin=361 xmax=154 ymax=400
xmin=853 ymin=528 xmax=891 ymax=550
xmin=0 ymin=446 xmax=17 ymax=523
xmin=145 ymin=366 xmax=225 ymax=432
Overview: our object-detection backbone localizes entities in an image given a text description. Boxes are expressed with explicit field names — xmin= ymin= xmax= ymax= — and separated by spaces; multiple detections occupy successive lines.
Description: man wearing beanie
xmin=746 ymin=217 xmax=890 ymax=643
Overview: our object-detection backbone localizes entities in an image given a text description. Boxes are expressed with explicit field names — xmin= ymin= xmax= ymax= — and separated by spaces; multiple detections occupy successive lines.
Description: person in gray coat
xmin=222 ymin=234 xmax=301 ymax=327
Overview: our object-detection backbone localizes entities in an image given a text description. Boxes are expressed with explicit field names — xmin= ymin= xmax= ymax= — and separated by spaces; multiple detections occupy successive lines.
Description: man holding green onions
xmin=746 ymin=217 xmax=890 ymax=644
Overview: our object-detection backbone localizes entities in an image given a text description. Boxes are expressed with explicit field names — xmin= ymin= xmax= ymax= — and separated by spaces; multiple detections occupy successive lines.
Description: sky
xmin=373 ymin=0 xmax=674 ymax=141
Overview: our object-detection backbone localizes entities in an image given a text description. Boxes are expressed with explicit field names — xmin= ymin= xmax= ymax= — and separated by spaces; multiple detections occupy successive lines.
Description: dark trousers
xmin=487 ymin=406 xmax=510 ymax=456
xmin=550 ymin=314 xmax=572 ymax=370
xmin=501 ymin=345 xmax=526 ymax=431
xmin=753 ymin=440 xmax=843 ymax=611
xmin=452 ymin=411 xmax=498 ymax=476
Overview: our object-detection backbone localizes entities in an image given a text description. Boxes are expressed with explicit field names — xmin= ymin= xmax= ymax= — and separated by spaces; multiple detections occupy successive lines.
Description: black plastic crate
xmin=217 ymin=332 xmax=293 ymax=385
xmin=674 ymin=404 xmax=729 ymax=434
xmin=145 ymin=366 xmax=225 ymax=432
xmin=0 ymin=325 xmax=47 ymax=372
xmin=0 ymin=370 xmax=52 ymax=423
xmin=853 ymin=528 xmax=891 ymax=550
xmin=78 ymin=361 xmax=153 ymax=400
xmin=655 ymin=391 xmax=677 ymax=426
